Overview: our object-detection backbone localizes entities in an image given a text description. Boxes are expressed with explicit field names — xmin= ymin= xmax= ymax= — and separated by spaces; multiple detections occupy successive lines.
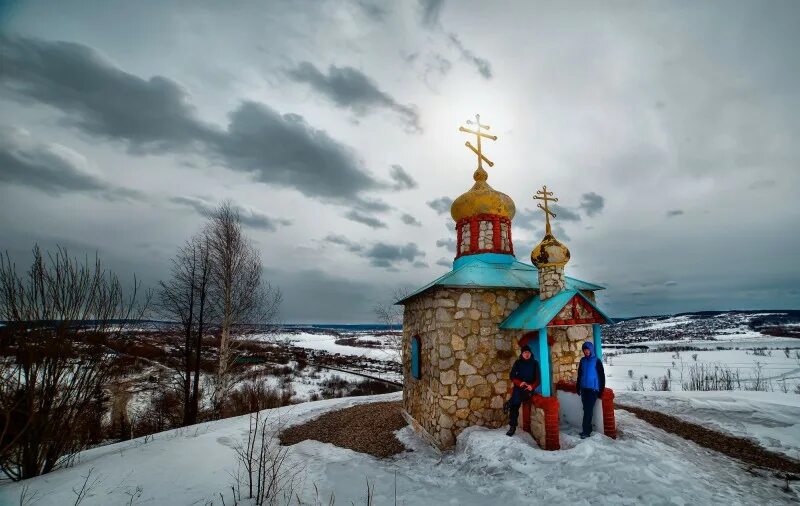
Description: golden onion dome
xmin=450 ymin=167 xmax=516 ymax=222
xmin=531 ymin=233 xmax=571 ymax=268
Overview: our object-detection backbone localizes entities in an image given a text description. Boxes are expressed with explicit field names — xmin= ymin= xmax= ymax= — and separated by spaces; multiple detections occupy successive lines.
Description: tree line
xmin=0 ymin=201 xmax=281 ymax=481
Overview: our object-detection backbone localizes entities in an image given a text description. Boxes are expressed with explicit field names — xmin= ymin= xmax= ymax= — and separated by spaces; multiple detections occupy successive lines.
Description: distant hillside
xmin=603 ymin=310 xmax=800 ymax=344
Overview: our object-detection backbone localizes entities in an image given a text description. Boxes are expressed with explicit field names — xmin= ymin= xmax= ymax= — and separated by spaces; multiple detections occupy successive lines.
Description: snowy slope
xmin=1 ymin=393 xmax=797 ymax=505
xmin=616 ymin=390 xmax=800 ymax=460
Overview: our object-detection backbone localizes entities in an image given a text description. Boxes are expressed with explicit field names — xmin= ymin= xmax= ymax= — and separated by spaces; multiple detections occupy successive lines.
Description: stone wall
xmin=549 ymin=326 xmax=593 ymax=385
xmin=537 ymin=265 xmax=565 ymax=300
xmin=530 ymin=406 xmax=546 ymax=445
xmin=402 ymin=287 xmax=535 ymax=448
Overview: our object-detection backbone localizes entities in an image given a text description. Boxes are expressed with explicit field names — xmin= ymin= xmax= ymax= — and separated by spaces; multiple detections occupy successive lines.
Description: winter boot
xmin=506 ymin=426 xmax=516 ymax=437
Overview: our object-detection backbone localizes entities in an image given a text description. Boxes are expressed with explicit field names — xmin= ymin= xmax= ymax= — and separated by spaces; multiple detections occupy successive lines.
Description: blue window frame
xmin=411 ymin=336 xmax=421 ymax=379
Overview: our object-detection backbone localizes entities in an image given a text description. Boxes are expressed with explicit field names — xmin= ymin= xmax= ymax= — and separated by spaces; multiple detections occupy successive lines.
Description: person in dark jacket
xmin=506 ymin=345 xmax=540 ymax=436
xmin=575 ymin=341 xmax=605 ymax=439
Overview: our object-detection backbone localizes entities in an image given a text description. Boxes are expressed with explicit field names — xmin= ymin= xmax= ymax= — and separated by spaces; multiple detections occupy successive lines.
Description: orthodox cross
xmin=533 ymin=185 xmax=558 ymax=235
xmin=458 ymin=114 xmax=497 ymax=170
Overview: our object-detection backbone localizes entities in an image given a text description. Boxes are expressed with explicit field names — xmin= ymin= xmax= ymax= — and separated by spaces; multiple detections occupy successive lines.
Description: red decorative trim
xmin=548 ymin=295 xmax=606 ymax=326
xmin=454 ymin=215 xmax=514 ymax=259
xmin=469 ymin=218 xmax=479 ymax=251
xmin=455 ymin=220 xmax=463 ymax=258
xmin=518 ymin=332 xmax=536 ymax=350
xmin=556 ymin=380 xmax=577 ymax=393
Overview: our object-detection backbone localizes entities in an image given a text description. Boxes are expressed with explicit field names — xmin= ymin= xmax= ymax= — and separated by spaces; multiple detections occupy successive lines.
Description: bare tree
xmin=156 ymin=234 xmax=214 ymax=426
xmin=372 ymin=287 xmax=410 ymax=358
xmin=0 ymin=246 xmax=149 ymax=480
xmin=206 ymin=201 xmax=281 ymax=417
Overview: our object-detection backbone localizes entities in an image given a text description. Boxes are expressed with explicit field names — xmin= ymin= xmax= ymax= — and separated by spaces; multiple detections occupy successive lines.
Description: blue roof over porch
xmin=500 ymin=289 xmax=614 ymax=330
xmin=395 ymin=253 xmax=605 ymax=305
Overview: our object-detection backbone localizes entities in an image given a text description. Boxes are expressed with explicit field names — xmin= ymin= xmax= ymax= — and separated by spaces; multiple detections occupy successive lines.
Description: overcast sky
xmin=1 ymin=0 xmax=798 ymax=322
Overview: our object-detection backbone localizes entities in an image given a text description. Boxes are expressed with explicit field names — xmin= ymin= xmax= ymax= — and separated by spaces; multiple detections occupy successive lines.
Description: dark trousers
xmin=509 ymin=402 xmax=521 ymax=427
xmin=581 ymin=388 xmax=599 ymax=435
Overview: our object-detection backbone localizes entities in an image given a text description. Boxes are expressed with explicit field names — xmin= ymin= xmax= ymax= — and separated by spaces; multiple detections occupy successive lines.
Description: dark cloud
xmin=325 ymin=235 xmax=425 ymax=268
xmin=0 ymin=36 xmax=389 ymax=209
xmin=323 ymin=234 xmax=364 ymax=253
xmin=412 ymin=261 xmax=428 ymax=268
xmin=0 ymin=34 xmax=213 ymax=152
xmin=344 ymin=209 xmax=388 ymax=229
xmin=579 ymin=192 xmax=605 ymax=217
xmin=666 ymin=209 xmax=684 ymax=217
xmin=262 ymin=266 xmax=385 ymax=323
xmin=287 ymin=62 xmax=421 ymax=133
xmin=364 ymin=242 xmax=425 ymax=267
xmin=169 ymin=195 xmax=291 ymax=231
xmin=664 ymin=281 xmax=678 ymax=287
xmin=436 ymin=257 xmax=452 ymax=268
xmin=550 ymin=203 xmax=581 ymax=222
xmin=0 ymin=127 xmax=142 ymax=201
xmin=436 ymin=237 xmax=456 ymax=253
xmin=447 ymin=33 xmax=492 ymax=79
xmin=389 ymin=164 xmax=417 ymax=190
xmin=211 ymin=102 xmax=381 ymax=204
xmin=418 ymin=0 xmax=445 ymax=28
xmin=355 ymin=0 xmax=388 ymax=22
xmin=353 ymin=198 xmax=392 ymax=213
xmin=427 ymin=196 xmax=453 ymax=214
xmin=401 ymin=213 xmax=422 ymax=226
xmin=515 ymin=208 xmax=541 ymax=232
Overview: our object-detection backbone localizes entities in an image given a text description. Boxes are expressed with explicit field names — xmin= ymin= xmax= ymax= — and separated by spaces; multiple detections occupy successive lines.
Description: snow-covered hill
xmin=603 ymin=310 xmax=800 ymax=344
xmin=2 ymin=392 xmax=797 ymax=505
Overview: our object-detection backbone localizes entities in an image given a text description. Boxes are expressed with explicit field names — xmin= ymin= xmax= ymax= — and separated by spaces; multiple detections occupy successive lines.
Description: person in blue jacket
xmin=575 ymin=341 xmax=605 ymax=439
xmin=506 ymin=345 xmax=540 ymax=436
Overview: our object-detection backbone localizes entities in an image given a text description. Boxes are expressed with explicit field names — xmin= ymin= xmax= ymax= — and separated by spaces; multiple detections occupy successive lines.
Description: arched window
xmin=411 ymin=336 xmax=421 ymax=380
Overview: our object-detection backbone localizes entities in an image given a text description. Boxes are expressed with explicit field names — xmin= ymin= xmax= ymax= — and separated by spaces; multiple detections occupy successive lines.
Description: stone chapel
xmin=397 ymin=115 xmax=616 ymax=451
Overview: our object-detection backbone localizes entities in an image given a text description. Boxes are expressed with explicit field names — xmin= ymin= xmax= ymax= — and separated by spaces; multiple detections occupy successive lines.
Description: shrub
xmin=225 ymin=382 xmax=291 ymax=417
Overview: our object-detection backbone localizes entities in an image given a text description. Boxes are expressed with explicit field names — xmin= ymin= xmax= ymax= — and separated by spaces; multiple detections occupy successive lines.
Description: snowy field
xmin=1 ymin=392 xmax=797 ymax=505
xmin=255 ymin=331 xmax=401 ymax=363
xmin=604 ymin=341 xmax=800 ymax=393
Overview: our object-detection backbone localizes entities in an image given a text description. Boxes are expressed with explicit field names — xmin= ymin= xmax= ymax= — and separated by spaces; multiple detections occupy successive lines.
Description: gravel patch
xmin=279 ymin=401 xmax=407 ymax=458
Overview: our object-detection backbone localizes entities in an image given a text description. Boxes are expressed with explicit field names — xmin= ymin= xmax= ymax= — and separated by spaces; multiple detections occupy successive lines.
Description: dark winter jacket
xmin=576 ymin=341 xmax=605 ymax=394
xmin=509 ymin=349 xmax=540 ymax=404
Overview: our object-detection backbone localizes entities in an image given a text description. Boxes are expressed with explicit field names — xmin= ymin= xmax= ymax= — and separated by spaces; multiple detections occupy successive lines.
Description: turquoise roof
xmin=500 ymin=289 xmax=614 ymax=330
xmin=396 ymin=253 xmax=605 ymax=305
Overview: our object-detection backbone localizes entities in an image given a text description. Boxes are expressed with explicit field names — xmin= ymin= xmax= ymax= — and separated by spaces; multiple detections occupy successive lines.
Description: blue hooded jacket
xmin=576 ymin=341 xmax=605 ymax=393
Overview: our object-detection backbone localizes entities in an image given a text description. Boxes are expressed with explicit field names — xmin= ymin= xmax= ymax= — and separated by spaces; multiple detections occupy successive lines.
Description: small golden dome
xmin=531 ymin=233 xmax=571 ymax=268
xmin=450 ymin=167 xmax=516 ymax=222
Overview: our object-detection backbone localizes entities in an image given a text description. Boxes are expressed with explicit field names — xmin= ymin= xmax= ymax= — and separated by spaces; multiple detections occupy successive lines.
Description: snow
xmin=634 ymin=315 xmax=693 ymax=331
xmin=604 ymin=345 xmax=800 ymax=392
xmin=2 ymin=392 xmax=797 ymax=505
xmin=616 ymin=390 xmax=800 ymax=460
xmin=255 ymin=331 xmax=401 ymax=362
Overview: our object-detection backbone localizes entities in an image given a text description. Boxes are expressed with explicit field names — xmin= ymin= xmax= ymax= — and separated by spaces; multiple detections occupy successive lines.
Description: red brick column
xmin=532 ymin=395 xmax=560 ymax=450
xmin=469 ymin=218 xmax=479 ymax=251
xmin=601 ymin=388 xmax=617 ymax=439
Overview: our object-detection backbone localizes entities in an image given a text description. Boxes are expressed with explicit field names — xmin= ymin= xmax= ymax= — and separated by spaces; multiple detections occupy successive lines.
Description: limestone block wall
xmin=548 ymin=324 xmax=592 ymax=385
xmin=530 ymin=406 xmax=546 ymax=443
xmin=402 ymin=287 xmax=535 ymax=448
xmin=538 ymin=265 xmax=565 ymax=300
